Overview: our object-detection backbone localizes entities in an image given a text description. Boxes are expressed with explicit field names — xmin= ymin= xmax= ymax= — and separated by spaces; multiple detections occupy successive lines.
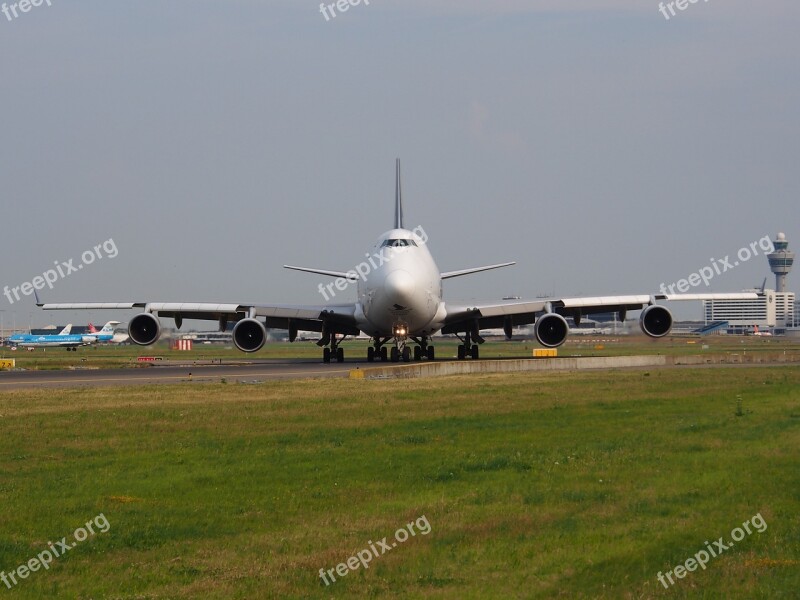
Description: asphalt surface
xmin=1 ymin=356 xmax=795 ymax=390
xmin=0 ymin=359 xmax=356 ymax=389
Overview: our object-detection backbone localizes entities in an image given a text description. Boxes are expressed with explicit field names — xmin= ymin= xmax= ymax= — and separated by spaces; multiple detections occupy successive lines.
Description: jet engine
xmin=639 ymin=305 xmax=673 ymax=338
xmin=232 ymin=318 xmax=267 ymax=353
xmin=534 ymin=313 xmax=569 ymax=348
xmin=128 ymin=313 xmax=162 ymax=346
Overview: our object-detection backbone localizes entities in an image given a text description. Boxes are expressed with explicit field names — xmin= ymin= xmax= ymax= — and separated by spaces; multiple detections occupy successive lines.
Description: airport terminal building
xmin=702 ymin=233 xmax=796 ymax=334
xmin=703 ymin=289 xmax=796 ymax=333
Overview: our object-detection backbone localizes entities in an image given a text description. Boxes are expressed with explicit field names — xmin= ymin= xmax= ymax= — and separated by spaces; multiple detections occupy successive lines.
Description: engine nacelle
xmin=233 ymin=318 xmax=267 ymax=353
xmin=534 ymin=313 xmax=569 ymax=348
xmin=640 ymin=305 xmax=673 ymax=338
xmin=128 ymin=313 xmax=162 ymax=346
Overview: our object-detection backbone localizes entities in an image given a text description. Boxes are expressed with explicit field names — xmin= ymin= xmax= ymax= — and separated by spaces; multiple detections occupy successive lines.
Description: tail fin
xmin=394 ymin=158 xmax=404 ymax=229
xmin=99 ymin=321 xmax=120 ymax=333
xmin=58 ymin=324 xmax=73 ymax=335
xmin=88 ymin=323 xmax=97 ymax=333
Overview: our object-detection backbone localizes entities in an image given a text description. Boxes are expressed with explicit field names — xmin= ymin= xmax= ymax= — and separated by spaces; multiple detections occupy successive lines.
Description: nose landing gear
xmin=364 ymin=334 xmax=437 ymax=364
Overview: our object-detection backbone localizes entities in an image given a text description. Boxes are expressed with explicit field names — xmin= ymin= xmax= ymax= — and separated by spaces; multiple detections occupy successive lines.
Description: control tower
xmin=767 ymin=232 xmax=794 ymax=292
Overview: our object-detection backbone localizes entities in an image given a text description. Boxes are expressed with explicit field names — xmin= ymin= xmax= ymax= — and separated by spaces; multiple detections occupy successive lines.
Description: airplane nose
xmin=383 ymin=269 xmax=416 ymax=307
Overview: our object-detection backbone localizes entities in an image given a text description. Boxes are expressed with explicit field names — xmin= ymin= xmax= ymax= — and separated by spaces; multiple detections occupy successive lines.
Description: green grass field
xmin=1 ymin=366 xmax=799 ymax=598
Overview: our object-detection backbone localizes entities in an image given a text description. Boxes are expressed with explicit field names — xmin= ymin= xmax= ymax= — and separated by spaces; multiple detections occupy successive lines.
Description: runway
xmin=2 ymin=352 xmax=798 ymax=390
xmin=0 ymin=359 xmax=355 ymax=390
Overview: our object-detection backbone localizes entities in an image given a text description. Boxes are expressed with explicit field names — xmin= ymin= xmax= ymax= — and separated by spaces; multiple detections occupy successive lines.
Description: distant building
xmin=703 ymin=289 xmax=795 ymax=333
xmin=699 ymin=233 xmax=796 ymax=335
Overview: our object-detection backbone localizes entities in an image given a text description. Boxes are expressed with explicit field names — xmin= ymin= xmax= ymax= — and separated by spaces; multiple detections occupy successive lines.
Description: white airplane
xmin=38 ymin=160 xmax=759 ymax=363
xmin=86 ymin=321 xmax=123 ymax=343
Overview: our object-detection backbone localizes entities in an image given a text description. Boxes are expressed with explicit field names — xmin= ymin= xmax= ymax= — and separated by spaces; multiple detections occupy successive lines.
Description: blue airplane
xmin=5 ymin=321 xmax=119 ymax=351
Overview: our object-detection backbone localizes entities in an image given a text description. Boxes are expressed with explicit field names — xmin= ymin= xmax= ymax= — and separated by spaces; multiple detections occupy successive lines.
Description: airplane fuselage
xmin=6 ymin=332 xmax=113 ymax=347
xmin=7 ymin=334 xmax=85 ymax=347
xmin=355 ymin=228 xmax=444 ymax=338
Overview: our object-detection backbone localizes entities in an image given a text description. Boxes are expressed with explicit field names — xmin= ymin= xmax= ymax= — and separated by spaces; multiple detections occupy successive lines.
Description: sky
xmin=1 ymin=0 xmax=798 ymax=329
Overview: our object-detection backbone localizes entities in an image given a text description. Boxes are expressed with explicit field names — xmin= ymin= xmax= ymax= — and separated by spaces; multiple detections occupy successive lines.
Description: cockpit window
xmin=381 ymin=239 xmax=417 ymax=248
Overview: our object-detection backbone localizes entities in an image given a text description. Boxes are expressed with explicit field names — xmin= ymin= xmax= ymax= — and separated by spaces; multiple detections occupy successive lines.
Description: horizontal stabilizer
xmin=441 ymin=262 xmax=515 ymax=280
xmin=284 ymin=265 xmax=358 ymax=280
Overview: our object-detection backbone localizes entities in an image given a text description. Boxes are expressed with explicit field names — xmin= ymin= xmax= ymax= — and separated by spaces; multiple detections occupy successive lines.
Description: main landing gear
xmin=367 ymin=337 xmax=391 ymax=363
xmin=319 ymin=328 xmax=347 ymax=363
xmin=455 ymin=331 xmax=480 ymax=360
xmin=365 ymin=336 xmax=435 ymax=363
xmin=322 ymin=346 xmax=344 ymax=364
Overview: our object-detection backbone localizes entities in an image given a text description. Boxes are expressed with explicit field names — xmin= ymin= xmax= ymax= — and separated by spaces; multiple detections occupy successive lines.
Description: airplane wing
xmin=443 ymin=295 xmax=658 ymax=333
xmin=442 ymin=292 xmax=760 ymax=339
xmin=37 ymin=300 xmax=361 ymax=340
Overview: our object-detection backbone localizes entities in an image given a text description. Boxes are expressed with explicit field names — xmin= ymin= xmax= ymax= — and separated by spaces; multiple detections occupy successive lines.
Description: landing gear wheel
xmin=380 ymin=347 xmax=388 ymax=362
xmin=402 ymin=347 xmax=411 ymax=362
xmin=336 ymin=347 xmax=344 ymax=363
xmin=458 ymin=345 xmax=466 ymax=360
xmin=471 ymin=345 xmax=479 ymax=360
xmin=323 ymin=348 xmax=331 ymax=363
xmin=390 ymin=347 xmax=400 ymax=362
xmin=427 ymin=346 xmax=435 ymax=361
xmin=413 ymin=346 xmax=422 ymax=361
xmin=367 ymin=346 xmax=375 ymax=362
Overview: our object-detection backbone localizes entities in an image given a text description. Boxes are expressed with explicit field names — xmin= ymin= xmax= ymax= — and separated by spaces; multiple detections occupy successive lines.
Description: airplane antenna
xmin=394 ymin=158 xmax=404 ymax=229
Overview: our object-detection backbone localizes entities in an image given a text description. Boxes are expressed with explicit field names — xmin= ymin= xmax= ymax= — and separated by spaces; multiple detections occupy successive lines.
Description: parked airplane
xmin=5 ymin=321 xmax=123 ymax=351
xmin=87 ymin=321 xmax=123 ymax=343
xmin=5 ymin=324 xmax=83 ymax=350
xmin=747 ymin=324 xmax=772 ymax=337
xmin=38 ymin=160 xmax=759 ymax=363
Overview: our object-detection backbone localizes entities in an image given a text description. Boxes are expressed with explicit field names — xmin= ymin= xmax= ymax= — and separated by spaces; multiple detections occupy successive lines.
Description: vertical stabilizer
xmin=394 ymin=158 xmax=404 ymax=229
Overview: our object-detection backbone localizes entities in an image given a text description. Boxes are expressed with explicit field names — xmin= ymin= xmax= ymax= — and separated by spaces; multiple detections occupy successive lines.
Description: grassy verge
xmin=0 ymin=367 xmax=798 ymax=598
